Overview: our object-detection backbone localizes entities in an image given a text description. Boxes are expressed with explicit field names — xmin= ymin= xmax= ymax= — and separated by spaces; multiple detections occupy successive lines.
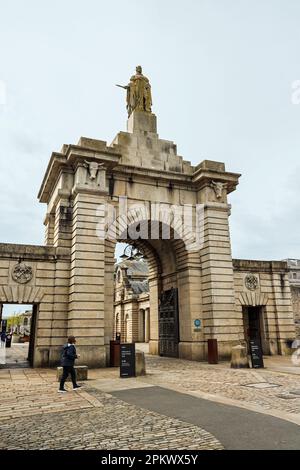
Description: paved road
xmin=112 ymin=386 xmax=300 ymax=450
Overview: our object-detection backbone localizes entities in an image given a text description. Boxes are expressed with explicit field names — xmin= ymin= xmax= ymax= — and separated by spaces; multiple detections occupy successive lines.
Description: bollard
xmin=110 ymin=340 xmax=120 ymax=367
xmin=135 ymin=350 xmax=146 ymax=376
xmin=207 ymin=339 xmax=218 ymax=364
xmin=57 ymin=365 xmax=88 ymax=381
xmin=231 ymin=345 xmax=249 ymax=369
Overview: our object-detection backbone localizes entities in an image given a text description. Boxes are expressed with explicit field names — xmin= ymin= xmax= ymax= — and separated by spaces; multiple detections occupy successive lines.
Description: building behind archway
xmin=114 ymin=257 xmax=150 ymax=344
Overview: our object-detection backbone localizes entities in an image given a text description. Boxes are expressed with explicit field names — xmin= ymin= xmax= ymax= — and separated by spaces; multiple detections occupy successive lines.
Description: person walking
xmin=0 ymin=331 xmax=6 ymax=348
xmin=58 ymin=335 xmax=82 ymax=393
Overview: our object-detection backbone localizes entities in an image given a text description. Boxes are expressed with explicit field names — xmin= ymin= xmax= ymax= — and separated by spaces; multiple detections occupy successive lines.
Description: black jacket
xmin=61 ymin=344 xmax=77 ymax=367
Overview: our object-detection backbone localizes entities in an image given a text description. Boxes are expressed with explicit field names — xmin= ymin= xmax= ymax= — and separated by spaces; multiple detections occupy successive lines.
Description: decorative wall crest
xmin=12 ymin=262 xmax=33 ymax=284
xmin=84 ymin=161 xmax=104 ymax=181
xmin=211 ymin=180 xmax=227 ymax=199
xmin=245 ymin=274 xmax=259 ymax=291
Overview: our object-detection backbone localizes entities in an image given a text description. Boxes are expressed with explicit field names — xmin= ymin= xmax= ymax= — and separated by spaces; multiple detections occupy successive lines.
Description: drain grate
xmin=243 ymin=382 xmax=280 ymax=389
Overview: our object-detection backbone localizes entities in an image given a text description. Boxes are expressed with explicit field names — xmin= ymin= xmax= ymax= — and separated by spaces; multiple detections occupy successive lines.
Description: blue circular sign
xmin=194 ymin=319 xmax=201 ymax=328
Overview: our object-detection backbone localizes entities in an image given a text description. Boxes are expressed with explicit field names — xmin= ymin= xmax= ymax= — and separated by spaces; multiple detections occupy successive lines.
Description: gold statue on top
xmin=116 ymin=66 xmax=152 ymax=117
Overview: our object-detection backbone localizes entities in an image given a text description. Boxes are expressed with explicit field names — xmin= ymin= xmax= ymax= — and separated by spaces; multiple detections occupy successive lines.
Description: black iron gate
xmin=159 ymin=288 xmax=179 ymax=357
xmin=27 ymin=304 xmax=38 ymax=367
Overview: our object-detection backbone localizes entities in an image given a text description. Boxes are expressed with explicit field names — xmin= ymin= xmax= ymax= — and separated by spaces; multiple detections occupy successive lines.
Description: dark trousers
xmin=60 ymin=366 xmax=77 ymax=389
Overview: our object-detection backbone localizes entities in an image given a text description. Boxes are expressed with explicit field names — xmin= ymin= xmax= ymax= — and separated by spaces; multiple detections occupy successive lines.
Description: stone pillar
xmin=200 ymin=203 xmax=240 ymax=359
xmin=44 ymin=213 xmax=55 ymax=246
xmin=124 ymin=313 xmax=130 ymax=342
xmin=121 ymin=311 xmax=126 ymax=343
xmin=131 ymin=302 xmax=139 ymax=342
xmin=177 ymin=262 xmax=205 ymax=361
xmin=149 ymin=278 xmax=159 ymax=354
xmin=104 ymin=239 xmax=115 ymax=363
xmin=271 ymin=269 xmax=295 ymax=355
xmin=68 ymin=190 xmax=107 ymax=367
xmin=48 ymin=250 xmax=71 ymax=366
xmin=127 ymin=111 xmax=157 ymax=134
xmin=138 ymin=309 xmax=145 ymax=342
xmin=53 ymin=198 xmax=73 ymax=249
xmin=145 ymin=308 xmax=150 ymax=343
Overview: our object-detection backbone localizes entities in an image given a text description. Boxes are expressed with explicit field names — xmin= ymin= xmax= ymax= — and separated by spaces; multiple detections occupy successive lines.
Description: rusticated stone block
xmin=230 ymin=345 xmax=249 ymax=369
xmin=57 ymin=365 xmax=88 ymax=381
xmin=135 ymin=351 xmax=146 ymax=376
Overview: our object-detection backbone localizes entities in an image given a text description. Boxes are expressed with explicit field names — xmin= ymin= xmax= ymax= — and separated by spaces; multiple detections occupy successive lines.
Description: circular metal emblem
xmin=194 ymin=319 xmax=201 ymax=328
xmin=12 ymin=262 xmax=33 ymax=284
xmin=245 ymin=274 xmax=258 ymax=291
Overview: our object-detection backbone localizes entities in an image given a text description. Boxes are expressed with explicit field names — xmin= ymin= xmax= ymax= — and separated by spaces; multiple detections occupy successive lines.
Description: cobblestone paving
xmin=0 ymin=386 xmax=222 ymax=450
xmin=1 ymin=355 xmax=300 ymax=450
xmin=0 ymin=367 xmax=222 ymax=449
xmin=0 ymin=369 xmax=99 ymax=421
xmin=142 ymin=356 xmax=300 ymax=416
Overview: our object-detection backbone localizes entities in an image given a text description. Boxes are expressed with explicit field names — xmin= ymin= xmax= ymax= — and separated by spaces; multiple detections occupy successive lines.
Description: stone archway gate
xmin=0 ymin=109 xmax=295 ymax=367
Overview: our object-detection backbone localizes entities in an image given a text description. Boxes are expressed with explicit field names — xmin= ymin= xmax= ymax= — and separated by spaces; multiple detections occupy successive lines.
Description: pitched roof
xmin=128 ymin=279 xmax=149 ymax=294
xmin=115 ymin=259 xmax=149 ymax=276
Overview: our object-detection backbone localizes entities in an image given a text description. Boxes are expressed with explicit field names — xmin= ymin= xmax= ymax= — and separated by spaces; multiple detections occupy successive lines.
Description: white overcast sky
xmin=0 ymin=0 xmax=300 ymax=263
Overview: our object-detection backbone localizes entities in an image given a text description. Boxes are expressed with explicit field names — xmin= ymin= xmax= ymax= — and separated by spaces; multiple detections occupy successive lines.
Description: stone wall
xmin=291 ymin=286 xmax=300 ymax=338
xmin=233 ymin=259 xmax=296 ymax=355
xmin=0 ymin=243 xmax=70 ymax=367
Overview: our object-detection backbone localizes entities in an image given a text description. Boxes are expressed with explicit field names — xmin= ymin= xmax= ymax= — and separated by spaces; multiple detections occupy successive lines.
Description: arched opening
xmin=115 ymin=312 xmax=121 ymax=339
xmin=124 ymin=314 xmax=129 ymax=343
xmin=108 ymin=218 xmax=194 ymax=359
xmin=114 ymin=242 xmax=151 ymax=348
xmin=0 ymin=303 xmax=38 ymax=368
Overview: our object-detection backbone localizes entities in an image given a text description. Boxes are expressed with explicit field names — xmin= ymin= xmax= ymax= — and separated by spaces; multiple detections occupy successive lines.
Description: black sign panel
xmin=120 ymin=343 xmax=136 ymax=378
xmin=249 ymin=339 xmax=264 ymax=368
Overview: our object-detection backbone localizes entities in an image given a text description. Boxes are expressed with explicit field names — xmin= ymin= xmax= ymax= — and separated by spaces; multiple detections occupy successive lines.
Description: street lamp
xmin=120 ymin=245 xmax=145 ymax=261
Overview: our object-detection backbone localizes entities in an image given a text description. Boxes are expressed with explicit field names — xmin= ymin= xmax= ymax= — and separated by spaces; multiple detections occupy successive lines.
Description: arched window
xmin=124 ymin=314 xmax=129 ymax=342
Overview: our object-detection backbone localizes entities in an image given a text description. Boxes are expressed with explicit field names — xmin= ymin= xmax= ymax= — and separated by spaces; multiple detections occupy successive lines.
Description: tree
xmin=7 ymin=312 xmax=22 ymax=332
